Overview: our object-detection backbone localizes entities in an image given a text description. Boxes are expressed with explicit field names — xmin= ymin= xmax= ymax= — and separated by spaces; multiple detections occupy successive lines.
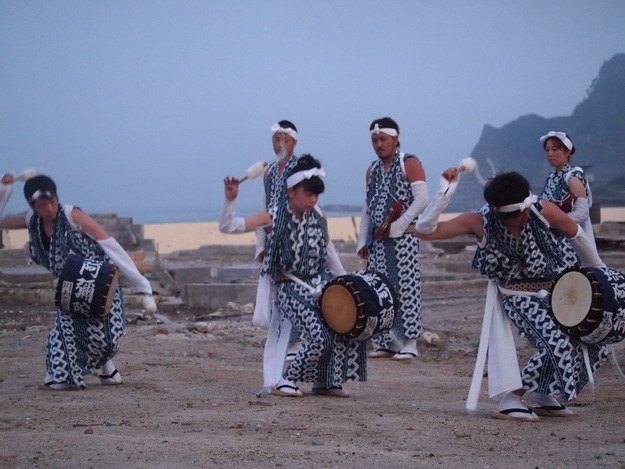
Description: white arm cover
xmin=569 ymin=225 xmax=605 ymax=268
xmin=98 ymin=237 xmax=153 ymax=295
xmin=0 ymin=180 xmax=13 ymax=219
xmin=255 ymin=228 xmax=267 ymax=260
xmin=415 ymin=176 xmax=458 ymax=234
xmin=254 ymin=192 xmax=268 ymax=260
xmin=389 ymin=181 xmax=428 ymax=238
xmin=219 ymin=198 xmax=246 ymax=234
xmin=567 ymin=197 xmax=589 ymax=225
xmin=327 ymin=240 xmax=346 ymax=275
xmin=356 ymin=205 xmax=370 ymax=253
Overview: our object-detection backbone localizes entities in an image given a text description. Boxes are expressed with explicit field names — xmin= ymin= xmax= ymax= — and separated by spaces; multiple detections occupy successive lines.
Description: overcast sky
xmin=2 ymin=1 xmax=624 ymax=223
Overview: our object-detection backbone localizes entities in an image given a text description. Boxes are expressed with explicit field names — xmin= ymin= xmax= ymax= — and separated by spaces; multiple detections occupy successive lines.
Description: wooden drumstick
xmin=238 ymin=161 xmax=268 ymax=183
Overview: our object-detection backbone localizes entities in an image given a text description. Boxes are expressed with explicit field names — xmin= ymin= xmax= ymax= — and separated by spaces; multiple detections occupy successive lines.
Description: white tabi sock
xmin=529 ymin=392 xmax=561 ymax=408
xmin=497 ymin=391 xmax=527 ymax=412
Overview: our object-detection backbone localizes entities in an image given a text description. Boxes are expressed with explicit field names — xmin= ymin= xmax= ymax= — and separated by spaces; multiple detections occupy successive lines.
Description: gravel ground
xmin=1 ymin=248 xmax=625 ymax=468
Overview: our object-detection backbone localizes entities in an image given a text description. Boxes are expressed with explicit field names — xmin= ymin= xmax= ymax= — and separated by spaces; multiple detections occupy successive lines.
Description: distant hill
xmin=449 ymin=53 xmax=625 ymax=211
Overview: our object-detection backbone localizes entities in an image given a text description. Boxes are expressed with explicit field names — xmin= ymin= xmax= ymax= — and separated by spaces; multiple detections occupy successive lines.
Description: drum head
xmin=551 ymin=270 xmax=593 ymax=327
xmin=320 ymin=285 xmax=357 ymax=334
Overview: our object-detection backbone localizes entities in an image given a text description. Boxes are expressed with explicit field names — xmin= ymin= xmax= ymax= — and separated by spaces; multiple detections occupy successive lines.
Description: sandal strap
xmin=499 ymin=407 xmax=534 ymax=415
xmin=276 ymin=383 xmax=300 ymax=392
xmin=100 ymin=369 xmax=119 ymax=380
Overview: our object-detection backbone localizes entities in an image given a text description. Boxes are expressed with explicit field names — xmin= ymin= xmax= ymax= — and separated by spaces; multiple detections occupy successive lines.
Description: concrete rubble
xmin=2 ymin=215 xmax=625 ymax=317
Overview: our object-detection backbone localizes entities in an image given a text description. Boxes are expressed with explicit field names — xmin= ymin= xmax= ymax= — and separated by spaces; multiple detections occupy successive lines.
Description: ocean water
xmin=113 ymin=199 xmax=625 ymax=225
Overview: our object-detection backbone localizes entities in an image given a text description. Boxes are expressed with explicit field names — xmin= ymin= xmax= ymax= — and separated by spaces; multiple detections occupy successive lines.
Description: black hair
xmin=542 ymin=133 xmax=576 ymax=156
xmin=483 ymin=171 xmax=530 ymax=217
xmin=369 ymin=117 xmax=400 ymax=147
xmin=288 ymin=154 xmax=325 ymax=194
xmin=369 ymin=117 xmax=399 ymax=133
xmin=23 ymin=175 xmax=58 ymax=206
xmin=277 ymin=119 xmax=297 ymax=133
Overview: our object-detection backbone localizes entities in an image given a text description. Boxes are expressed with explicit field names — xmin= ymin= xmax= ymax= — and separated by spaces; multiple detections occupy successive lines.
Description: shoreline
xmin=3 ymin=208 xmax=625 ymax=254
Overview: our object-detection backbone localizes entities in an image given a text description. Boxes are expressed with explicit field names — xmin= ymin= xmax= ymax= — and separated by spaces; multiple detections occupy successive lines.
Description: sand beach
xmin=3 ymin=207 xmax=625 ymax=253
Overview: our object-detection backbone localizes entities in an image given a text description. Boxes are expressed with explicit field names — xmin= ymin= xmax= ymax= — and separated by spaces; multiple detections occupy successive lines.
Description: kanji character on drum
xmin=220 ymin=154 xmax=368 ymax=397
xmin=0 ymin=175 xmax=157 ymax=390
xmin=412 ymin=169 xmax=625 ymax=422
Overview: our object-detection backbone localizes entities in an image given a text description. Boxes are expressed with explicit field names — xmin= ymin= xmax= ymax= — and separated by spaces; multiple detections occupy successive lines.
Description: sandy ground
xmin=1 ymin=248 xmax=625 ymax=469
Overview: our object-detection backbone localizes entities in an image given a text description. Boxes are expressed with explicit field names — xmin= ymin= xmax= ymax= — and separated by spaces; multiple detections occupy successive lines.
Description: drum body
xmin=549 ymin=265 xmax=625 ymax=345
xmin=318 ymin=270 xmax=396 ymax=341
xmin=55 ymin=254 xmax=120 ymax=320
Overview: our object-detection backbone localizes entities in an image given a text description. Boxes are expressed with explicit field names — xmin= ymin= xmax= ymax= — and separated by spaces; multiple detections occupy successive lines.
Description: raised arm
xmin=416 ymin=212 xmax=483 ymax=241
xmin=220 ymin=177 xmax=272 ymax=233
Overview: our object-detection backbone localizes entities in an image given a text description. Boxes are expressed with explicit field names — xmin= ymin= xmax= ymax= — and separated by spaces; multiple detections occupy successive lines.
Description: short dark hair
xmin=288 ymin=154 xmax=325 ymax=194
xmin=277 ymin=120 xmax=297 ymax=133
xmin=483 ymin=171 xmax=530 ymax=216
xmin=369 ymin=117 xmax=399 ymax=134
xmin=23 ymin=175 xmax=57 ymax=205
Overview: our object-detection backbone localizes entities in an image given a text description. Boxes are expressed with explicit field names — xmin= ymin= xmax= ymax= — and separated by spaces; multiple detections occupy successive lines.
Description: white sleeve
xmin=567 ymin=197 xmax=589 ymax=225
xmin=389 ymin=181 xmax=428 ymax=238
xmin=219 ymin=198 xmax=246 ymax=234
xmin=97 ymin=237 xmax=153 ymax=294
xmin=326 ymin=240 xmax=347 ymax=275
xmin=356 ymin=205 xmax=370 ymax=253
xmin=415 ymin=176 xmax=458 ymax=234
xmin=0 ymin=180 xmax=13 ymax=219
xmin=569 ymin=225 xmax=605 ymax=268
xmin=254 ymin=192 xmax=268 ymax=259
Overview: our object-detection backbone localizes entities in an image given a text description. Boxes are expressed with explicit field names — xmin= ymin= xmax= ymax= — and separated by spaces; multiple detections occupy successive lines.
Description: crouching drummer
xmin=411 ymin=169 xmax=621 ymax=422
xmin=0 ymin=175 xmax=157 ymax=390
xmin=220 ymin=154 xmax=367 ymax=397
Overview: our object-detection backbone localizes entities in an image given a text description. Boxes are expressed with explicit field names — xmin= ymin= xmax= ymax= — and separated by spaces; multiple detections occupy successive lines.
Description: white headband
xmin=370 ymin=123 xmax=398 ymax=137
xmin=540 ymin=131 xmax=573 ymax=151
xmin=496 ymin=192 xmax=537 ymax=213
xmin=286 ymin=167 xmax=325 ymax=189
xmin=29 ymin=189 xmax=54 ymax=203
xmin=271 ymin=123 xmax=298 ymax=140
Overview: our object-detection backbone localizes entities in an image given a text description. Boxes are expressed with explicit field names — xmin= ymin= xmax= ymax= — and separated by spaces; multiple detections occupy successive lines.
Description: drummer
xmin=411 ymin=169 xmax=613 ymax=421
xmin=0 ymin=175 xmax=157 ymax=390
xmin=220 ymin=154 xmax=368 ymax=397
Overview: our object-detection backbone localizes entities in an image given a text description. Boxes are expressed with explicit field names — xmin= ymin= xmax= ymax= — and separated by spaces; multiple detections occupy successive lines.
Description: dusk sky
xmin=2 ymin=1 xmax=624 ymax=223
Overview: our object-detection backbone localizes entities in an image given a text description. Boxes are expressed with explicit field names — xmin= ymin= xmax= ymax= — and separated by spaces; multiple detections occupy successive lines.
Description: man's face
xmin=273 ymin=133 xmax=297 ymax=160
xmin=32 ymin=196 xmax=59 ymax=222
xmin=371 ymin=132 xmax=398 ymax=160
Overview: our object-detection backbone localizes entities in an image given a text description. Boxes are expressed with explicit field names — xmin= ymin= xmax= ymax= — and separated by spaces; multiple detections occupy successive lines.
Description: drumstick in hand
xmin=457 ymin=157 xmax=477 ymax=173
xmin=238 ymin=161 xmax=268 ymax=183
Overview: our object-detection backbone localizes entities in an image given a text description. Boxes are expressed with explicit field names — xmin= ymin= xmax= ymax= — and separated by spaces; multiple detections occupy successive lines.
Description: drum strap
xmin=498 ymin=286 xmax=550 ymax=298
xmin=280 ymin=270 xmax=323 ymax=298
